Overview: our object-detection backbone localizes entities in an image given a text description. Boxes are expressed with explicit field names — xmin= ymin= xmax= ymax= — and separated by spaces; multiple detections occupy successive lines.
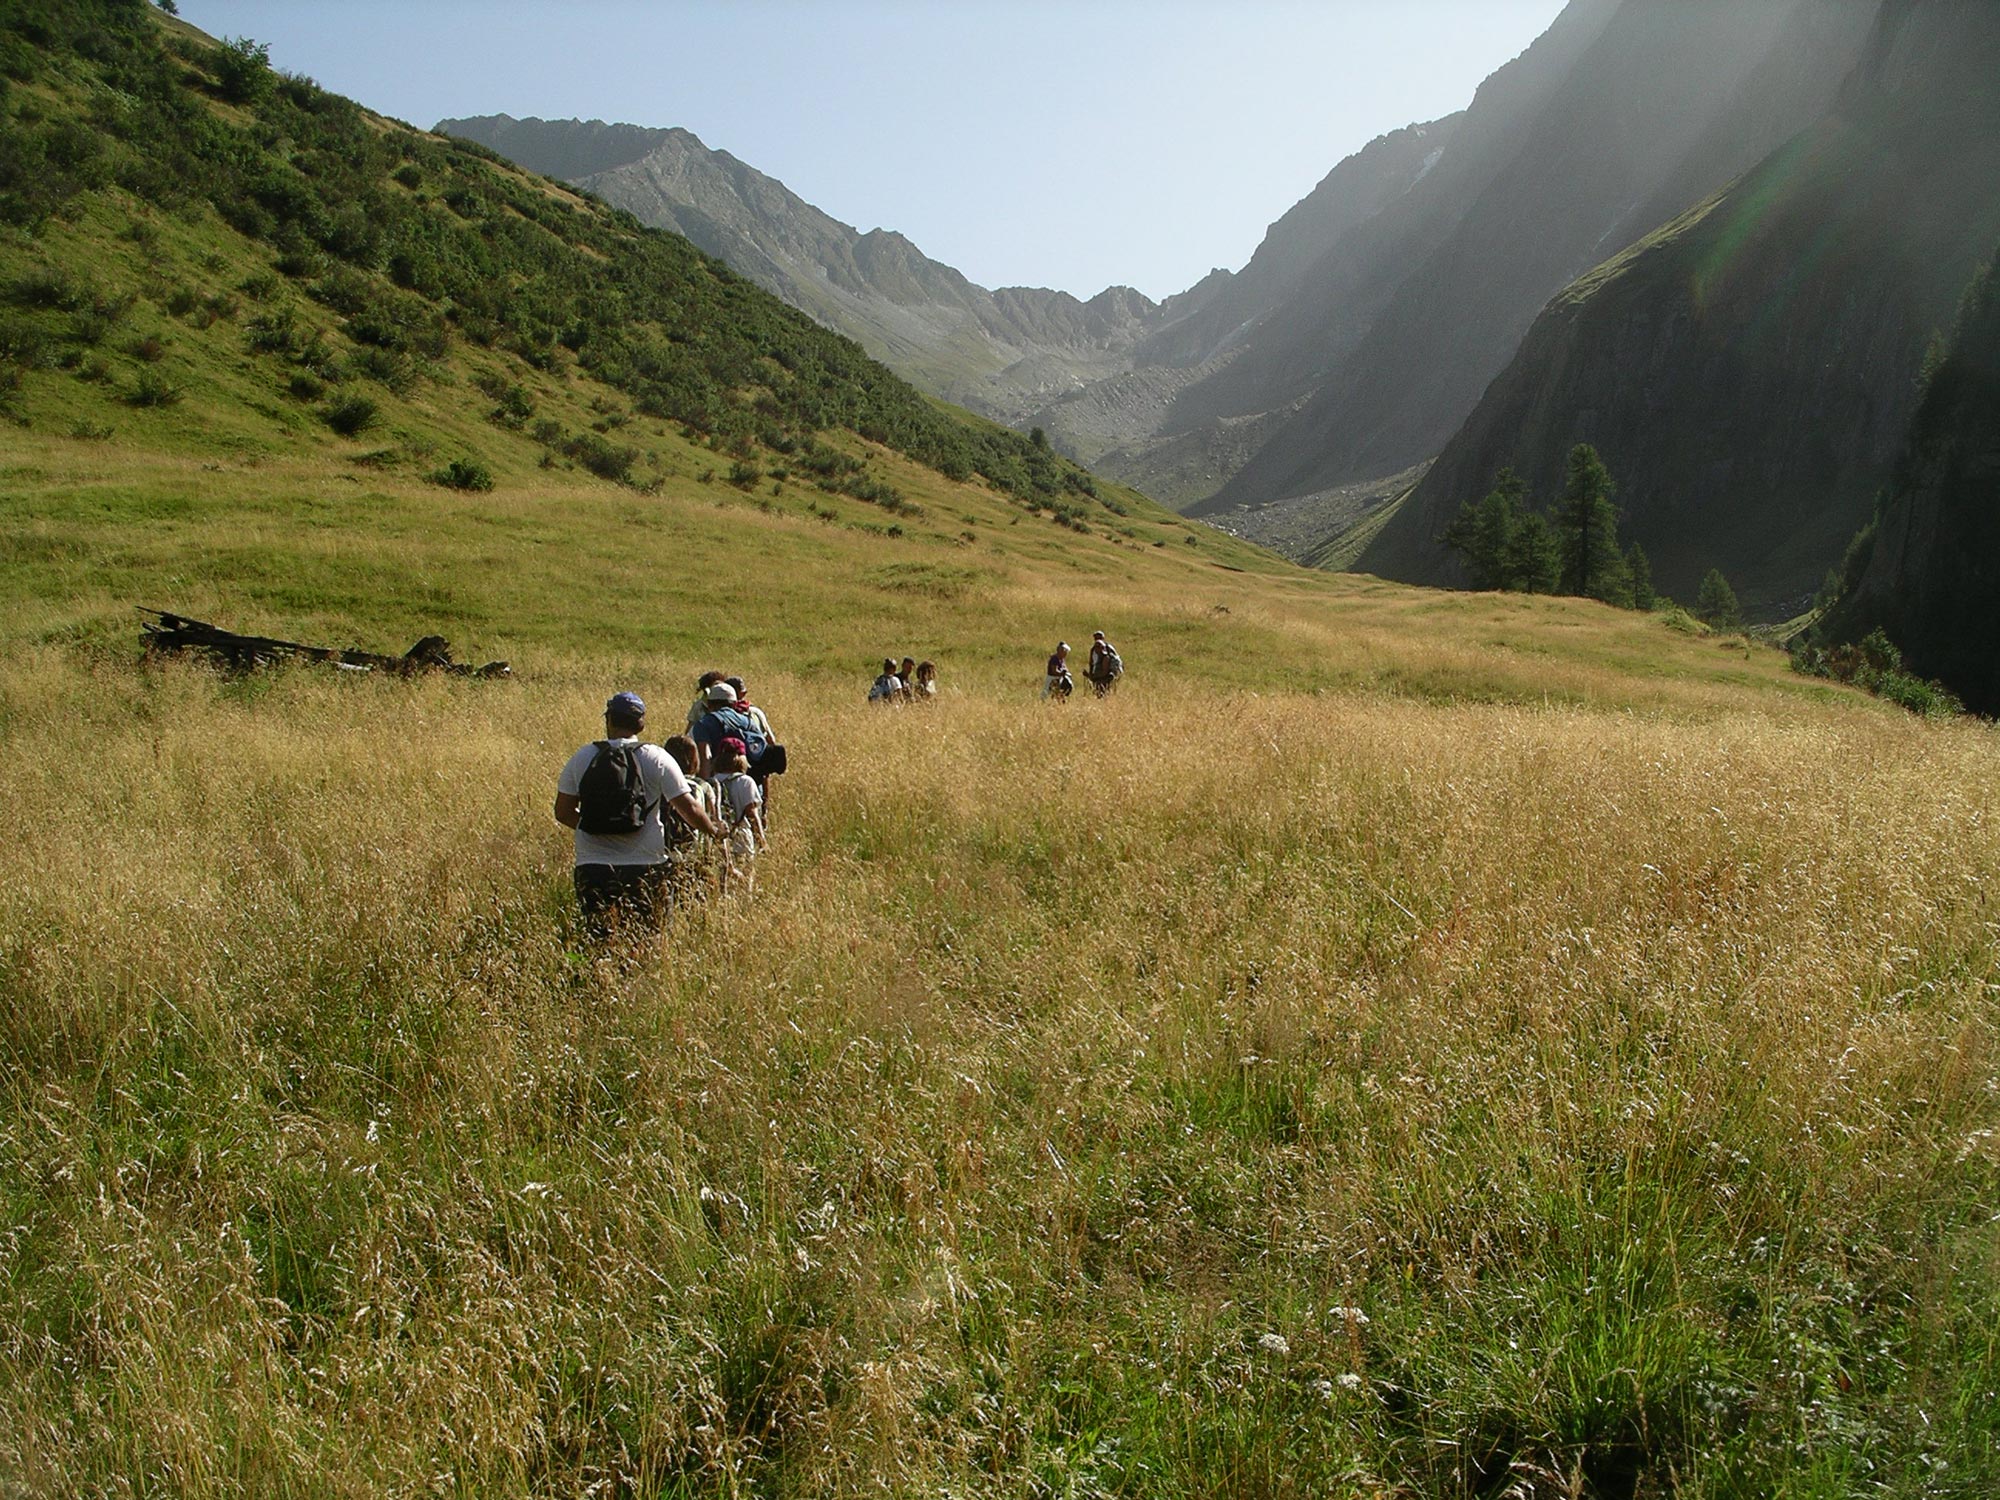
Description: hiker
xmin=685 ymin=669 xmax=728 ymax=735
xmin=1043 ymin=642 xmax=1073 ymax=701
xmin=708 ymin=736 xmax=767 ymax=895
xmin=661 ymin=734 xmax=720 ymax=901
xmin=868 ymin=657 xmax=903 ymax=703
xmin=726 ymin=676 xmax=775 ymax=747
xmin=722 ymin=673 xmax=786 ymax=814
xmin=1086 ymin=631 xmax=1124 ymax=696
xmin=911 ymin=660 xmax=938 ymax=702
xmin=898 ymin=656 xmax=918 ymax=703
xmin=691 ymin=678 xmax=779 ymax=780
xmin=554 ymin=692 xmax=721 ymax=937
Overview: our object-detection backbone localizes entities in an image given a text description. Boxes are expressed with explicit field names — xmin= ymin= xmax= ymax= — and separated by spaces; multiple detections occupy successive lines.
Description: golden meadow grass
xmin=0 ymin=393 xmax=1993 ymax=1495
xmin=4 ymin=558 xmax=1998 ymax=1494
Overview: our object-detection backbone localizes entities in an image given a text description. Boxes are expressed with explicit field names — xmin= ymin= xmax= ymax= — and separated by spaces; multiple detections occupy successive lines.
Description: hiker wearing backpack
xmin=554 ymin=692 xmax=722 ymax=936
xmin=692 ymin=680 xmax=783 ymax=780
xmin=868 ymin=658 xmax=903 ymax=704
xmin=1086 ymin=631 xmax=1124 ymax=697
xmin=1043 ymin=642 xmax=1074 ymax=701
xmin=707 ymin=736 xmax=766 ymax=896
xmin=685 ymin=669 xmax=728 ymax=735
xmin=661 ymin=734 xmax=722 ymax=902
xmin=721 ymin=674 xmax=786 ymax=815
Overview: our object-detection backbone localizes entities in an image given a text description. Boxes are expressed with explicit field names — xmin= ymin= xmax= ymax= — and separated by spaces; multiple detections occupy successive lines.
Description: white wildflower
xmin=1257 ymin=1332 xmax=1290 ymax=1356
xmin=1329 ymin=1305 xmax=1371 ymax=1326
xmin=1337 ymin=1371 xmax=1364 ymax=1390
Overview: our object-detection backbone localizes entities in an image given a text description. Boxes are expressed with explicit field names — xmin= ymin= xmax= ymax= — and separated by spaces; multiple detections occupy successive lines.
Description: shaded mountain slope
xmin=1820 ymin=251 xmax=2000 ymax=711
xmin=1358 ymin=0 xmax=2000 ymax=613
xmin=1203 ymin=0 xmax=1879 ymax=514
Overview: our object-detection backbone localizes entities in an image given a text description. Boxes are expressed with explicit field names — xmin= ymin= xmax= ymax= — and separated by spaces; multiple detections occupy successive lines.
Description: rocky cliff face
xmin=1823 ymin=252 xmax=2000 ymax=711
xmin=1355 ymin=0 xmax=2000 ymax=612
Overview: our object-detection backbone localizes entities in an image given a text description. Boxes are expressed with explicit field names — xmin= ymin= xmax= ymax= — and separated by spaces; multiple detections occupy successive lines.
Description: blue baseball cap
xmin=605 ymin=691 xmax=646 ymax=720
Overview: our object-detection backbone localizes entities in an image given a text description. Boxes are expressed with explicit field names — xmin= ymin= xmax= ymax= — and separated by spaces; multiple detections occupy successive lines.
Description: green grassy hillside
xmin=4 ymin=4 xmax=2000 ymax=1497
xmin=0 ymin=0 xmax=1137 ymax=534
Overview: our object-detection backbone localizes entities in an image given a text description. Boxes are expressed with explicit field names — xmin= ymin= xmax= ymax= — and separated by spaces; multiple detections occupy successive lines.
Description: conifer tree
xmin=1553 ymin=444 xmax=1629 ymax=604
xmin=1442 ymin=468 xmax=1529 ymax=589
xmin=1695 ymin=568 xmax=1742 ymax=628
xmin=1505 ymin=510 xmax=1562 ymax=593
xmin=1626 ymin=543 xmax=1656 ymax=611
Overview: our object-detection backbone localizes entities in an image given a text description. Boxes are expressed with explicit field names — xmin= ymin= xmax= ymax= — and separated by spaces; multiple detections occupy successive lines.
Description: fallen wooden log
xmin=140 ymin=609 xmax=510 ymax=678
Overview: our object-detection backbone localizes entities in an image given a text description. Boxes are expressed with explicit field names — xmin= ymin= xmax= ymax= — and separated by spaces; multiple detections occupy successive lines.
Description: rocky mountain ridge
xmin=436 ymin=113 xmax=1182 ymax=427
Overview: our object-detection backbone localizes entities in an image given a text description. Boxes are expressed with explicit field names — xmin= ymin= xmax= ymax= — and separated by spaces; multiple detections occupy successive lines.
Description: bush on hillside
xmin=428 ymin=457 xmax=493 ymax=492
xmin=210 ymin=36 xmax=272 ymax=105
xmin=321 ymin=393 xmax=378 ymax=436
xmin=1790 ymin=627 xmax=1965 ymax=718
xmin=124 ymin=368 xmax=182 ymax=406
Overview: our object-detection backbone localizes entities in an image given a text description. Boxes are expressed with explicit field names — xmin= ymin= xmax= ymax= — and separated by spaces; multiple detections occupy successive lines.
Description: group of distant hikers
xmin=867 ymin=655 xmax=939 ymax=704
xmin=1044 ymin=631 xmax=1124 ymax=700
xmin=558 ymin=638 xmax=1128 ymax=937
xmin=554 ymin=672 xmax=785 ymax=938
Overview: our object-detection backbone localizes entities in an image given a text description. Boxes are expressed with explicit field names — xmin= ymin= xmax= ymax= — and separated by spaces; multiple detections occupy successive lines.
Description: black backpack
xmin=576 ymin=741 xmax=653 ymax=835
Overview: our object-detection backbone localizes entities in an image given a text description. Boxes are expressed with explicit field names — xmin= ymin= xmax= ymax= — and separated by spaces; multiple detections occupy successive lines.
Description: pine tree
xmin=1553 ymin=444 xmax=1628 ymax=604
xmin=1626 ymin=543 xmax=1656 ymax=611
xmin=1505 ymin=510 xmax=1562 ymax=593
xmin=1695 ymin=568 xmax=1742 ymax=628
xmin=1442 ymin=468 xmax=1529 ymax=589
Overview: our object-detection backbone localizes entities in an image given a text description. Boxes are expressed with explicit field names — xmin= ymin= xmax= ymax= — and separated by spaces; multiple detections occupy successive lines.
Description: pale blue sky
xmin=174 ymin=1 xmax=1569 ymax=301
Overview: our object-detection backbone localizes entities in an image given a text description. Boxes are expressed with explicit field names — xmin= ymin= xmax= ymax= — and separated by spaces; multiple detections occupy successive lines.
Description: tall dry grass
xmin=2 ymin=645 xmax=1997 ymax=1495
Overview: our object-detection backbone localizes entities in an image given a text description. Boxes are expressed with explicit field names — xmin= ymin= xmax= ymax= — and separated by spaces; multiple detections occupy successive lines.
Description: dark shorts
xmin=573 ymin=862 xmax=670 ymax=937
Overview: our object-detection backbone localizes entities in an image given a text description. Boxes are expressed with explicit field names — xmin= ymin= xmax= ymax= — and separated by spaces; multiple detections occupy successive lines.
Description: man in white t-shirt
xmin=554 ymin=691 xmax=721 ymax=936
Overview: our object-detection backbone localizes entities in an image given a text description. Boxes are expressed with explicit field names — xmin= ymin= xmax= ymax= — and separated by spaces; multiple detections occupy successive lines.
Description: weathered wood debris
xmin=140 ymin=609 xmax=510 ymax=678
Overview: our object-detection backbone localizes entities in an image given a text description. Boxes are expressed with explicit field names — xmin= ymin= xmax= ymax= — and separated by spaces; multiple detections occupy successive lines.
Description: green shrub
xmin=1789 ymin=627 xmax=1966 ymax=718
xmin=0 ymin=317 xmax=52 ymax=367
xmin=562 ymin=431 xmax=638 ymax=483
xmin=349 ymin=346 xmax=414 ymax=393
xmin=429 ymin=458 xmax=494 ymax=492
xmin=8 ymin=266 xmax=88 ymax=310
xmin=211 ymin=36 xmax=273 ymax=105
xmin=126 ymin=369 xmax=183 ymax=406
xmin=321 ymin=393 xmax=378 ymax=436
xmin=245 ymin=309 xmax=298 ymax=355
xmin=70 ymin=294 xmax=133 ymax=346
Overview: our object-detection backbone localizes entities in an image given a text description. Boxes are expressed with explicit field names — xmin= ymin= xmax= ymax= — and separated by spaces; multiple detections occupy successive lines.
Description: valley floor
xmin=3 ymin=443 xmax=1997 ymax=1496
